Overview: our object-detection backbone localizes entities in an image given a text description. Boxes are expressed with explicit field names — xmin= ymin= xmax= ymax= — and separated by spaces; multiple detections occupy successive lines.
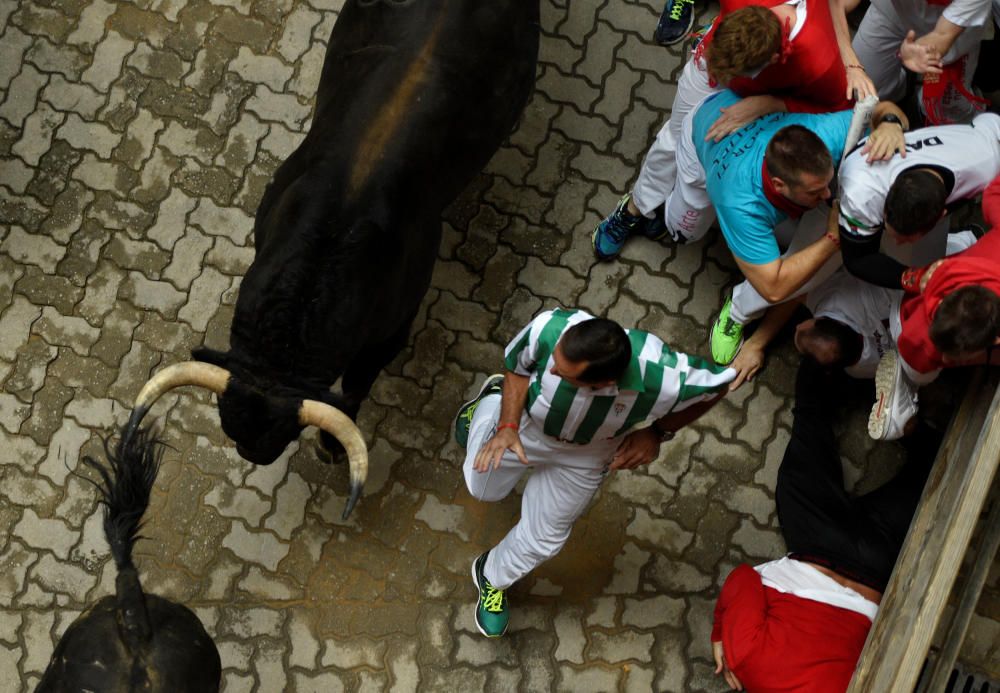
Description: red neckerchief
xmin=761 ymin=159 xmax=810 ymax=219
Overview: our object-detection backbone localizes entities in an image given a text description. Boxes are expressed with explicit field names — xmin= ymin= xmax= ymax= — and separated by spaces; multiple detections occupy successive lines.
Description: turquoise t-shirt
xmin=692 ymin=91 xmax=853 ymax=265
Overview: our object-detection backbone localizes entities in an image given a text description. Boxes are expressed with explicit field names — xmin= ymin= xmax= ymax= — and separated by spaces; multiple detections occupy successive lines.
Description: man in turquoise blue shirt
xmin=596 ymin=89 xmax=907 ymax=364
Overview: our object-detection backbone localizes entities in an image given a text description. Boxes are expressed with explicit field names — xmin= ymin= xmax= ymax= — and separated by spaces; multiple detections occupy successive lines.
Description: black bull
xmin=127 ymin=1 xmax=540 ymax=516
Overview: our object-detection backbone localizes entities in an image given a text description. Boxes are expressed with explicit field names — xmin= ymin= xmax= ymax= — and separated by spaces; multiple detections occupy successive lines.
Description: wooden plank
xmin=925 ymin=487 xmax=1000 ymax=690
xmin=849 ymin=370 xmax=1000 ymax=692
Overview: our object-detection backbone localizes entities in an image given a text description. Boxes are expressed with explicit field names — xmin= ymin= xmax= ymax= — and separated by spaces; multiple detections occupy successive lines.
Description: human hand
xmin=845 ymin=66 xmax=877 ymax=102
xmin=862 ymin=122 xmax=906 ymax=163
xmin=729 ymin=344 xmax=765 ymax=390
xmin=706 ymin=96 xmax=782 ymax=142
xmin=899 ymin=30 xmax=943 ymax=74
xmin=713 ymin=641 xmax=744 ymax=691
xmin=609 ymin=427 xmax=661 ymax=471
xmin=473 ymin=426 xmax=528 ymax=472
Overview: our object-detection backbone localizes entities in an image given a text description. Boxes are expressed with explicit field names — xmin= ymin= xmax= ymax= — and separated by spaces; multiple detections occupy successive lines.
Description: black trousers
xmin=775 ymin=359 xmax=941 ymax=591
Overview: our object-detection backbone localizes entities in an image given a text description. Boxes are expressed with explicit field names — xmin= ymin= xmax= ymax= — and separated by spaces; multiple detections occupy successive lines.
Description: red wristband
xmin=497 ymin=422 xmax=519 ymax=433
xmin=824 ymin=231 xmax=841 ymax=248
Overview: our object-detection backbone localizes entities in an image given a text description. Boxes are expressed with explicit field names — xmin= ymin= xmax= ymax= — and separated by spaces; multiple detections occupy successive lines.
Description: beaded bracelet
xmin=845 ymin=64 xmax=866 ymax=70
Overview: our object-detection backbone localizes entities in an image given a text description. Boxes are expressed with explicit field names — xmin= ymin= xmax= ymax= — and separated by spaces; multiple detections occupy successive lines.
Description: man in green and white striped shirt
xmin=456 ymin=308 xmax=735 ymax=637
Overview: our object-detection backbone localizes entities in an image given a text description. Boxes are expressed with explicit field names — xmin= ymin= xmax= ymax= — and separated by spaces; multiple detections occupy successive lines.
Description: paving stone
xmin=81 ymin=30 xmax=134 ymax=91
xmin=67 ymin=0 xmax=117 ymax=46
xmin=35 ymin=417 xmax=90 ymax=486
xmin=245 ymin=83 xmax=311 ymax=129
xmin=221 ymin=521 xmax=289 ymax=571
xmin=31 ymin=553 xmax=96 ymax=601
xmin=288 ymin=609 xmax=321 ymax=669
xmin=1 ymin=64 xmax=47 ymax=129
xmin=3 ymin=227 xmax=65 ymax=276
xmin=0 ymin=27 xmax=33 ymax=90
xmin=177 ymin=266 xmax=229 ymax=330
xmin=553 ymin=607 xmax=586 ymax=663
xmin=21 ymin=609 xmax=56 ymax=674
xmin=294 ymin=671 xmax=347 ymax=693
xmin=589 ymin=630 xmax=655 ymax=664
xmin=606 ymin=542 xmax=649 ymax=595
xmin=0 ymin=542 xmax=40 ymax=608
xmin=321 ymin=635 xmax=386 ymax=669
xmin=557 ymin=664 xmax=621 ymax=692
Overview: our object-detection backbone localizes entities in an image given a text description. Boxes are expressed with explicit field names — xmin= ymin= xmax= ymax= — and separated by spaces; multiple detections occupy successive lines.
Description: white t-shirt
xmin=756 ymin=556 xmax=880 ymax=621
xmin=806 ymin=270 xmax=898 ymax=379
xmin=839 ymin=113 xmax=1000 ymax=237
xmin=872 ymin=0 xmax=992 ymax=30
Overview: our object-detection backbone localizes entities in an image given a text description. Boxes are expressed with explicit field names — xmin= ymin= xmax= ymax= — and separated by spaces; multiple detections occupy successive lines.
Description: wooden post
xmin=849 ymin=369 xmax=1000 ymax=691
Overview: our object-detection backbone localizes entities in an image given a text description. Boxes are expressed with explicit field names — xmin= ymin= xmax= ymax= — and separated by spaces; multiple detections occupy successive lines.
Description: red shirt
xmin=897 ymin=175 xmax=1000 ymax=374
xmin=712 ymin=564 xmax=872 ymax=692
xmin=698 ymin=0 xmax=851 ymax=113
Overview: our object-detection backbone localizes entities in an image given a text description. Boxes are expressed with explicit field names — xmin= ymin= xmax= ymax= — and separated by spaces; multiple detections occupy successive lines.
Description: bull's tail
xmin=81 ymin=427 xmax=163 ymax=649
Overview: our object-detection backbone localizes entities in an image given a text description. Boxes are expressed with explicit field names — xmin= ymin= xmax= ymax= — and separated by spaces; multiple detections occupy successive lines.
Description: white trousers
xmin=633 ymin=57 xmax=720 ymax=244
xmin=463 ymin=394 xmax=617 ymax=590
xmin=853 ymin=2 xmax=983 ymax=118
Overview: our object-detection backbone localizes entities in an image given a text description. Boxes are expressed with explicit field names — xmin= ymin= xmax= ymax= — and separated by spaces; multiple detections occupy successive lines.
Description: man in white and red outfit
xmin=711 ymin=358 xmax=940 ymax=691
xmin=866 ymin=174 xmax=1000 ymax=440
xmin=593 ymin=0 xmax=876 ymax=261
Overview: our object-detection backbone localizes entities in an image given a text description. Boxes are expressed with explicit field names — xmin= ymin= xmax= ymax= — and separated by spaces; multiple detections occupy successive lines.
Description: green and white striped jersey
xmin=504 ymin=308 xmax=735 ymax=445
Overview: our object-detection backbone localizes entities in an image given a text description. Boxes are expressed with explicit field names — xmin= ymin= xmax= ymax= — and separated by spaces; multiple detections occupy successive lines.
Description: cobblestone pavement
xmin=1 ymin=0 xmax=998 ymax=691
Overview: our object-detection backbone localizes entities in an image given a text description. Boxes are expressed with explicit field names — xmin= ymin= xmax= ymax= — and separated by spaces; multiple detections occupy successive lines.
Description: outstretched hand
xmin=729 ymin=344 xmax=765 ymax=391
xmin=899 ymin=30 xmax=943 ymax=74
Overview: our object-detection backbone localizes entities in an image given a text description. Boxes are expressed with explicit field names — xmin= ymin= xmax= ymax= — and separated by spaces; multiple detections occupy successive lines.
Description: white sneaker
xmin=869 ymin=350 xmax=918 ymax=441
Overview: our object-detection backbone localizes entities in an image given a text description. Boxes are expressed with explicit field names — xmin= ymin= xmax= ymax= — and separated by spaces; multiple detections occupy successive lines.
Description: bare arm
xmin=916 ymin=15 xmax=967 ymax=59
xmin=472 ymin=370 xmax=530 ymax=471
xmin=735 ymin=238 xmax=838 ymax=304
xmin=736 ymin=201 xmax=842 ymax=303
xmin=610 ymin=392 xmax=727 ymax=471
xmin=729 ymin=299 xmax=803 ymax=390
xmin=829 ymin=0 xmax=877 ymax=100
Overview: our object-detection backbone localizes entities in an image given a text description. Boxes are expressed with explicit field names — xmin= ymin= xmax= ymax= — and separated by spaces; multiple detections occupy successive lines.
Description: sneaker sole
xmin=471 ymin=557 xmax=507 ymax=638
xmin=455 ymin=375 xmax=504 ymax=446
xmin=868 ymin=351 xmax=897 ymax=440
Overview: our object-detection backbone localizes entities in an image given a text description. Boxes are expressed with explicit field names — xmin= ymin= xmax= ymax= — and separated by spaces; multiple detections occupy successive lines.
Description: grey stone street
xmin=0 ymin=0 xmax=997 ymax=691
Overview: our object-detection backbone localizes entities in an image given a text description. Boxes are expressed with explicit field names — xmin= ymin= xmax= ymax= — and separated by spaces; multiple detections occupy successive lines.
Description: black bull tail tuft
xmin=82 ymin=428 xmax=162 ymax=572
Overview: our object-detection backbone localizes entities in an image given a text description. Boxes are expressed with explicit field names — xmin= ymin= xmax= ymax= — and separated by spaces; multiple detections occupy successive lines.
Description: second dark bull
xmin=126 ymin=1 xmax=540 ymax=518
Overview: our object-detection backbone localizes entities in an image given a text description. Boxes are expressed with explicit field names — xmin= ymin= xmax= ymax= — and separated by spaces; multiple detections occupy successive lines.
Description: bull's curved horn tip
xmin=341 ymin=481 xmax=364 ymax=521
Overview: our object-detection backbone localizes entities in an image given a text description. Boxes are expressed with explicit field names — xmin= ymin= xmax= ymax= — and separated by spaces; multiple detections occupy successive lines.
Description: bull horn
xmin=298 ymin=400 xmax=368 ymax=520
xmin=125 ymin=362 xmax=232 ymax=440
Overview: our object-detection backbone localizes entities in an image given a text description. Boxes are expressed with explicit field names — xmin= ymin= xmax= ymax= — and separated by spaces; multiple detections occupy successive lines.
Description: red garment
xmin=897 ymin=175 xmax=1000 ymax=374
xmin=712 ymin=564 xmax=871 ymax=692
xmin=696 ymin=0 xmax=851 ymax=113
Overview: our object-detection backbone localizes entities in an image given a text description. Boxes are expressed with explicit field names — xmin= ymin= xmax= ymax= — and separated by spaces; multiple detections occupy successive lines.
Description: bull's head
xmin=124 ymin=359 xmax=368 ymax=519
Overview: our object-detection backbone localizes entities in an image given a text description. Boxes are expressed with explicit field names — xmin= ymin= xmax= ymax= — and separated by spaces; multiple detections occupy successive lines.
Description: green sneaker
xmin=454 ymin=374 xmax=504 ymax=448
xmin=710 ymin=296 xmax=744 ymax=365
xmin=472 ymin=552 xmax=509 ymax=637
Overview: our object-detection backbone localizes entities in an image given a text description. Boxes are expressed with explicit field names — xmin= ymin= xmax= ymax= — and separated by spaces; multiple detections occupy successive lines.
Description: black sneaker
xmin=655 ymin=0 xmax=697 ymax=46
